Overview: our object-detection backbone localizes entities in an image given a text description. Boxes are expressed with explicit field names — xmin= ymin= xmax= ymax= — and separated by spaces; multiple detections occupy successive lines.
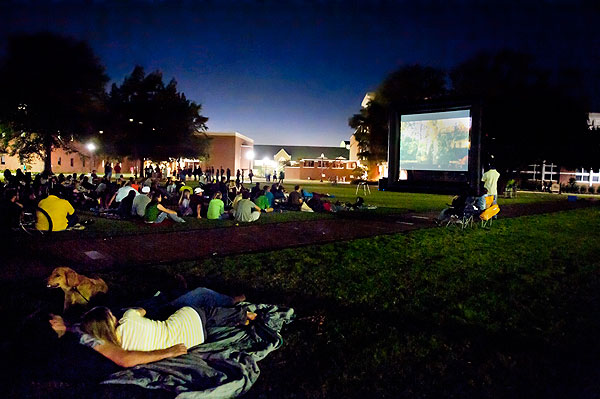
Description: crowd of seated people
xmin=0 ymin=169 xmax=85 ymax=232
xmin=1 ymin=168 xmax=368 ymax=233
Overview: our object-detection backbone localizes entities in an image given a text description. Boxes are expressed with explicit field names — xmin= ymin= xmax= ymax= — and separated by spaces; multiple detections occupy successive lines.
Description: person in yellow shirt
xmin=36 ymin=189 xmax=76 ymax=231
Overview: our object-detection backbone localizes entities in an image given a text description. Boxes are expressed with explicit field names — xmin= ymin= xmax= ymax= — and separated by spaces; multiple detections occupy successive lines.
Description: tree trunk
xmin=44 ymin=134 xmax=53 ymax=174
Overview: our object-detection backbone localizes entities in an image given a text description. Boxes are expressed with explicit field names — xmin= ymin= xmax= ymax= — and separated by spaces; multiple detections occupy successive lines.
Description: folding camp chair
xmin=480 ymin=203 xmax=500 ymax=228
xmin=445 ymin=202 xmax=477 ymax=230
xmin=356 ymin=181 xmax=371 ymax=195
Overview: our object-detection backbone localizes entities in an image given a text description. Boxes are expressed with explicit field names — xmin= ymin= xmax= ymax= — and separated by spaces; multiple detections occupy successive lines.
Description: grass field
xmin=49 ymin=186 xmax=569 ymax=240
xmin=3 ymin=206 xmax=599 ymax=398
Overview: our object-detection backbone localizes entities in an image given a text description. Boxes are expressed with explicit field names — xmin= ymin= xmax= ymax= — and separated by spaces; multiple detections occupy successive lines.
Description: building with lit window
xmin=253 ymin=144 xmax=358 ymax=182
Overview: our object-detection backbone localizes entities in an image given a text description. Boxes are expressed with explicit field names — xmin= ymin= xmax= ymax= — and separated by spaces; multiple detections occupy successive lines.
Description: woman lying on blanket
xmin=79 ymin=305 xmax=257 ymax=368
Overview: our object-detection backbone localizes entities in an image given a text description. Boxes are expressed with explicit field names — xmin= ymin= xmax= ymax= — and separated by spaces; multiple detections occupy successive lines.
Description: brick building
xmin=253 ymin=144 xmax=358 ymax=182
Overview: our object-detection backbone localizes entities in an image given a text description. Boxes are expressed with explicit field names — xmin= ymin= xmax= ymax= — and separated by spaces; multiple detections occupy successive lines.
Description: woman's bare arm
xmin=93 ymin=342 xmax=187 ymax=368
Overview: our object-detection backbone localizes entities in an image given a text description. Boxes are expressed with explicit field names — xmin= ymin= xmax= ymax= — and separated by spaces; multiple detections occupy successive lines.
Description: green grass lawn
xmin=50 ymin=187 xmax=570 ymax=240
xmin=3 ymin=207 xmax=599 ymax=397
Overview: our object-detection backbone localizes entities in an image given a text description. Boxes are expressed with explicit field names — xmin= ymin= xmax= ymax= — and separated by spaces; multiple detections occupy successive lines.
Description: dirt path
xmin=9 ymin=199 xmax=598 ymax=280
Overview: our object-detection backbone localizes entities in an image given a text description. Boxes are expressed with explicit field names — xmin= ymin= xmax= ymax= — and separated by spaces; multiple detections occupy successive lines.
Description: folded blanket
xmin=101 ymin=303 xmax=294 ymax=399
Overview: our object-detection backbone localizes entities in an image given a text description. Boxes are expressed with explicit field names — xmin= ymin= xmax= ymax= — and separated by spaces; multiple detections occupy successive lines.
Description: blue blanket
xmin=101 ymin=304 xmax=294 ymax=399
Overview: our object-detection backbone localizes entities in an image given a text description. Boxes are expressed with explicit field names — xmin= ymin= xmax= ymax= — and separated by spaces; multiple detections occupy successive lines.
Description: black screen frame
xmin=385 ymin=101 xmax=482 ymax=194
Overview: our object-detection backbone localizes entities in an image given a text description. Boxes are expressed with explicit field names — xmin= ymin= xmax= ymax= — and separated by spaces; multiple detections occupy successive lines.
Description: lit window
xmin=576 ymin=169 xmax=589 ymax=182
xmin=0 ymin=155 xmax=5 ymax=165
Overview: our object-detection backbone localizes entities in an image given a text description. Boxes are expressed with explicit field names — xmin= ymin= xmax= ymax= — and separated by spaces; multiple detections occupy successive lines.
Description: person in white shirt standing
xmin=481 ymin=163 xmax=500 ymax=204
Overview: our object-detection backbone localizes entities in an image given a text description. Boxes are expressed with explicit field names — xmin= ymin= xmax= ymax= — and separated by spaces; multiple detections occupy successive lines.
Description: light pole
xmin=86 ymin=142 xmax=97 ymax=172
xmin=319 ymin=153 xmax=325 ymax=182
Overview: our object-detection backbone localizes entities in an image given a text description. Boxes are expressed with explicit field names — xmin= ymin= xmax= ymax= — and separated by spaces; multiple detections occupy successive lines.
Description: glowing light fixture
xmin=86 ymin=142 xmax=97 ymax=152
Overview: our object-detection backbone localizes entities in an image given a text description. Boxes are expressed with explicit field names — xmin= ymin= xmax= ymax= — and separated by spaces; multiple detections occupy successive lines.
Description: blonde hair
xmin=81 ymin=306 xmax=120 ymax=346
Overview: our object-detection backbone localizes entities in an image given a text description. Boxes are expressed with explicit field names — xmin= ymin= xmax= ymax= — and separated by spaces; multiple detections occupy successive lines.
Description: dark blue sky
xmin=1 ymin=0 xmax=598 ymax=146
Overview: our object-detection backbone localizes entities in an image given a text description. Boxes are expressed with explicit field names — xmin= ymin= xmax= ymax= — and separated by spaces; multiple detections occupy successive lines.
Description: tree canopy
xmin=104 ymin=66 xmax=209 ymax=170
xmin=349 ymin=65 xmax=447 ymax=165
xmin=349 ymin=51 xmax=594 ymax=174
xmin=0 ymin=32 xmax=108 ymax=173
xmin=449 ymin=50 xmax=592 ymax=172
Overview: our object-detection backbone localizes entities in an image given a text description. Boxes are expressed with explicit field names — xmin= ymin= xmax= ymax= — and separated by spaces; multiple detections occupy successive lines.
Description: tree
xmin=105 ymin=66 xmax=209 ymax=171
xmin=349 ymin=65 xmax=447 ymax=167
xmin=449 ymin=50 xmax=592 ymax=179
xmin=0 ymin=33 xmax=108 ymax=173
xmin=348 ymin=99 xmax=388 ymax=163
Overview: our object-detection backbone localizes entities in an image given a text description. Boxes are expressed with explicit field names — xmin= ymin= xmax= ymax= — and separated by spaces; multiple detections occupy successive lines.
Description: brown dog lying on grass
xmin=46 ymin=267 xmax=108 ymax=311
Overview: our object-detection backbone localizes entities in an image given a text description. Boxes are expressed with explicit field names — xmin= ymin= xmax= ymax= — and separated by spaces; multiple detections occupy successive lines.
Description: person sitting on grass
xmin=255 ymin=189 xmax=274 ymax=213
xmin=272 ymin=184 xmax=286 ymax=204
xmin=178 ymin=189 xmax=193 ymax=217
xmin=131 ymin=186 xmax=152 ymax=218
xmin=231 ymin=189 xmax=244 ymax=213
xmin=287 ymin=185 xmax=303 ymax=211
xmin=189 ymin=187 xmax=205 ymax=219
xmin=117 ymin=189 xmax=137 ymax=219
xmin=250 ymin=182 xmax=261 ymax=200
xmin=207 ymin=192 xmax=229 ymax=220
xmin=144 ymin=192 xmax=186 ymax=224
xmin=234 ymin=190 xmax=261 ymax=222
xmin=264 ymin=185 xmax=274 ymax=208
xmin=115 ymin=180 xmax=138 ymax=203
xmin=36 ymin=188 xmax=78 ymax=231
xmin=165 ymin=177 xmax=177 ymax=198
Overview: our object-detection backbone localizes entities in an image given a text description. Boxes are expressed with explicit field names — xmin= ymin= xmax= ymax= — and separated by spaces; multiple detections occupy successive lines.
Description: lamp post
xmin=319 ymin=153 xmax=325 ymax=182
xmin=245 ymin=149 xmax=255 ymax=175
xmin=86 ymin=142 xmax=97 ymax=172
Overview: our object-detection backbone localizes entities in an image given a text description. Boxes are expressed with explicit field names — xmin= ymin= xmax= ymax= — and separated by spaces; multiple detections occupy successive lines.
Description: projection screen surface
xmin=399 ymin=110 xmax=471 ymax=172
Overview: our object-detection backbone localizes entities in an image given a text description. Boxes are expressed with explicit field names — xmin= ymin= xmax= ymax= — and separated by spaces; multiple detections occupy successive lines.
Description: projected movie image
xmin=399 ymin=110 xmax=471 ymax=172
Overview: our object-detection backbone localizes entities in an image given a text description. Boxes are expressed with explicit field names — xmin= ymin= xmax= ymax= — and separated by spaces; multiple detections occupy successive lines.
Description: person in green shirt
xmin=255 ymin=189 xmax=273 ymax=213
xmin=144 ymin=192 xmax=186 ymax=224
xmin=207 ymin=192 xmax=228 ymax=220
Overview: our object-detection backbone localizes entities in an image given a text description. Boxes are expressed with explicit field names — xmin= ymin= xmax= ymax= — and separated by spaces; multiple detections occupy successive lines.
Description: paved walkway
xmin=7 ymin=199 xmax=598 ymax=280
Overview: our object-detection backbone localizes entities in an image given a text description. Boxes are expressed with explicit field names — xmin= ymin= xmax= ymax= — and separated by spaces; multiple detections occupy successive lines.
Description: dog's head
xmin=47 ymin=267 xmax=81 ymax=290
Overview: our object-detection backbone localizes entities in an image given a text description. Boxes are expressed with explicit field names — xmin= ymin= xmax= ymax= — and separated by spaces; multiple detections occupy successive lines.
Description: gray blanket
xmin=101 ymin=304 xmax=294 ymax=399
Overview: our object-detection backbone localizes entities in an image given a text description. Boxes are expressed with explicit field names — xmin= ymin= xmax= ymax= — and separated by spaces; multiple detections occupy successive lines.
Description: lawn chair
xmin=356 ymin=181 xmax=371 ymax=195
xmin=480 ymin=203 xmax=500 ymax=228
xmin=444 ymin=199 xmax=477 ymax=230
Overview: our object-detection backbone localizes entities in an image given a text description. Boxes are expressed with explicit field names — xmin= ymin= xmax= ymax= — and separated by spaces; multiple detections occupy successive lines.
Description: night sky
xmin=1 ymin=0 xmax=598 ymax=146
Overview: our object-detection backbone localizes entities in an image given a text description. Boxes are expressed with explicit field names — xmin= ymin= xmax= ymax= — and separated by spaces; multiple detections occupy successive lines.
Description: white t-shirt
xmin=115 ymin=186 xmax=138 ymax=202
xmin=235 ymin=199 xmax=258 ymax=222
